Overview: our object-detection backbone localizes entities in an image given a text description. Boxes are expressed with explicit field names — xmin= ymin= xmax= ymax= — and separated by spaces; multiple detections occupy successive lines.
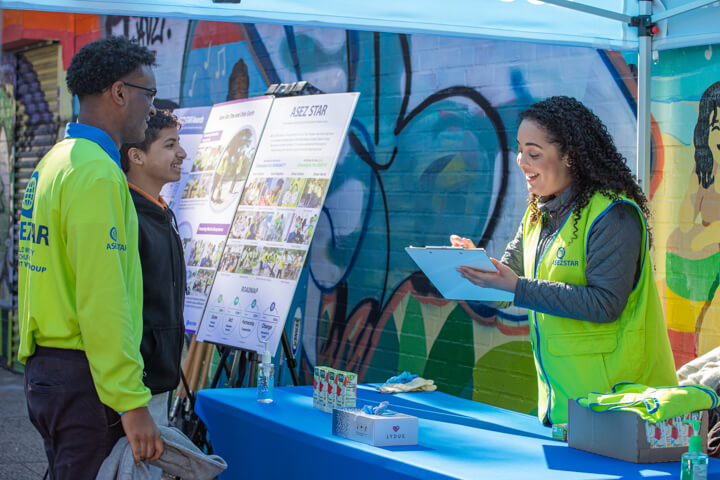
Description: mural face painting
xmin=658 ymin=74 xmax=720 ymax=367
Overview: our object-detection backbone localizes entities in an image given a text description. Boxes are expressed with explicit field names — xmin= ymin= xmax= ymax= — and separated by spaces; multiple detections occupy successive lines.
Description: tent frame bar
xmin=542 ymin=0 xmax=717 ymax=29
xmin=653 ymin=0 xmax=717 ymax=22
xmin=539 ymin=0 xmax=632 ymax=23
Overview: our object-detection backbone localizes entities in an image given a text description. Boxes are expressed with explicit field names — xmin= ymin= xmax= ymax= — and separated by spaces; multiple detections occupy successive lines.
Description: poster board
xmin=196 ymin=92 xmax=359 ymax=355
xmin=160 ymin=106 xmax=212 ymax=211
xmin=159 ymin=105 xmax=211 ymax=332
xmin=175 ymin=97 xmax=274 ymax=333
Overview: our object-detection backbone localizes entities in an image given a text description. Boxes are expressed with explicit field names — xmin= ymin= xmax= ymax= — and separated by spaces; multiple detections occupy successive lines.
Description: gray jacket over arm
xmin=500 ymin=184 xmax=642 ymax=323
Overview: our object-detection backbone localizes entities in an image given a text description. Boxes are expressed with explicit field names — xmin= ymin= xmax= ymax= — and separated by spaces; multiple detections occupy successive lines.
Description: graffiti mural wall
xmin=162 ymin=22 xmax=638 ymax=413
xmin=650 ymin=45 xmax=720 ymax=368
xmin=103 ymin=16 xmax=189 ymax=109
xmin=5 ymin=11 xmax=720 ymax=414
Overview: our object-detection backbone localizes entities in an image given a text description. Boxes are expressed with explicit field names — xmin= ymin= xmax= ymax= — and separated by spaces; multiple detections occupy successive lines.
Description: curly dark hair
xmin=66 ymin=36 xmax=156 ymax=98
xmin=693 ymin=81 xmax=720 ymax=189
xmin=519 ymin=96 xmax=651 ymax=243
xmin=120 ymin=109 xmax=181 ymax=172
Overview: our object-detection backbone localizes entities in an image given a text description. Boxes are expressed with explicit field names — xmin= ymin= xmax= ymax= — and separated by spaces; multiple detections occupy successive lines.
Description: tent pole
xmin=637 ymin=0 xmax=653 ymax=195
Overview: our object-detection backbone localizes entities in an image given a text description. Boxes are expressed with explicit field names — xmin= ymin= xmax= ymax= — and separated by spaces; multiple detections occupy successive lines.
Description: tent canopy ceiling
xmin=652 ymin=0 xmax=720 ymax=51
xmin=2 ymin=1 xmax=720 ymax=51
xmin=3 ymin=0 xmax=719 ymax=52
xmin=0 ymin=0 xmax=633 ymax=50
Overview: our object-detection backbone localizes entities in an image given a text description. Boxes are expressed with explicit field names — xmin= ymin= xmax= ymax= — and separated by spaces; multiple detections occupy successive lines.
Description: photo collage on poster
xmin=172 ymin=97 xmax=275 ymax=332
xmin=198 ymin=93 xmax=359 ymax=354
xmin=215 ymin=175 xmax=328 ymax=282
xmin=182 ymin=126 xmax=255 ymax=210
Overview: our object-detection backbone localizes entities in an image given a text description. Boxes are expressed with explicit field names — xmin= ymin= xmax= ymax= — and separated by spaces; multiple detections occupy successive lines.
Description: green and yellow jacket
xmin=18 ymin=122 xmax=150 ymax=413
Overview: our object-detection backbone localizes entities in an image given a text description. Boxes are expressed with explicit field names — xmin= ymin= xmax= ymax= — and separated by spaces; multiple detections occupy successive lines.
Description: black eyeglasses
xmin=121 ymin=81 xmax=157 ymax=99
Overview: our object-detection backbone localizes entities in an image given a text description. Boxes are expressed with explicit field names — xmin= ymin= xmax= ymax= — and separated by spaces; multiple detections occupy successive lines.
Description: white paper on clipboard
xmin=405 ymin=246 xmax=515 ymax=302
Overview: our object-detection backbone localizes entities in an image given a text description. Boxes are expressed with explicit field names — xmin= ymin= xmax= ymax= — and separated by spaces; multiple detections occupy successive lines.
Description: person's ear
xmin=109 ymin=80 xmax=126 ymax=106
xmin=128 ymin=147 xmax=145 ymax=167
xmin=563 ymin=153 xmax=572 ymax=168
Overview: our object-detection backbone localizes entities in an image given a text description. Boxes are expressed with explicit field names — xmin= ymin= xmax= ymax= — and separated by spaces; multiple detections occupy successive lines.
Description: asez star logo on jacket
xmin=21 ymin=172 xmax=39 ymax=219
xmin=106 ymin=227 xmax=127 ymax=251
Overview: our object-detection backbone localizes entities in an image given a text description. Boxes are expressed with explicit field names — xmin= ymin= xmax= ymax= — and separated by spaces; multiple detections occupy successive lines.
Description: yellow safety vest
xmin=522 ymin=192 xmax=677 ymax=425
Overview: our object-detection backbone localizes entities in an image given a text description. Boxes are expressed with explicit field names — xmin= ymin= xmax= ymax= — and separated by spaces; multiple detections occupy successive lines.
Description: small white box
xmin=331 ymin=407 xmax=418 ymax=447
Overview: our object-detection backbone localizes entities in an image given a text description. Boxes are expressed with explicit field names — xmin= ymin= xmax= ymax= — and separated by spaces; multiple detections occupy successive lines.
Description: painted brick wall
xmin=5 ymin=12 xmax=719 ymax=415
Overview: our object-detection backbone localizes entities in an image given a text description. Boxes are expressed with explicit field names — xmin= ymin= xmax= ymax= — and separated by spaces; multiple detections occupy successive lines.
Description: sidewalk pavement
xmin=0 ymin=366 xmax=48 ymax=478
xmin=0 ymin=367 xmax=179 ymax=479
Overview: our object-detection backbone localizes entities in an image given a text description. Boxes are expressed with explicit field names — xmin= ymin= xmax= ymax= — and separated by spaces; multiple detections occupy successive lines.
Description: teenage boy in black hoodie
xmin=120 ymin=110 xmax=187 ymax=446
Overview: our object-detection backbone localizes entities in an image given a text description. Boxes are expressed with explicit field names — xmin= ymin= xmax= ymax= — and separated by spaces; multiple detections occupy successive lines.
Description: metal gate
xmin=5 ymin=41 xmax=62 ymax=369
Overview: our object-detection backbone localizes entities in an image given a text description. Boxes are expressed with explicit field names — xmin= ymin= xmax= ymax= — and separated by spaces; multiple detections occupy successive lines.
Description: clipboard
xmin=405 ymin=246 xmax=514 ymax=302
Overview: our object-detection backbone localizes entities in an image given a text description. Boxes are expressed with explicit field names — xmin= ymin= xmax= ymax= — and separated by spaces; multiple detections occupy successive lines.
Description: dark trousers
xmin=24 ymin=347 xmax=124 ymax=480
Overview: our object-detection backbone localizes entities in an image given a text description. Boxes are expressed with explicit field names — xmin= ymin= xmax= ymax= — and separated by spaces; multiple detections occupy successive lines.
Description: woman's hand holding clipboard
xmin=447 ymin=234 xmax=519 ymax=294
xmin=404 ymin=238 xmax=514 ymax=302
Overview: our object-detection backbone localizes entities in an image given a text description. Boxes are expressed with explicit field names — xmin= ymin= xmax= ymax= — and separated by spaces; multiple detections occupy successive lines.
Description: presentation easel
xmin=182 ymin=330 xmax=297 ymax=450
xmin=206 ymin=326 xmax=298 ymax=390
xmin=173 ymin=84 xmax=359 ymax=451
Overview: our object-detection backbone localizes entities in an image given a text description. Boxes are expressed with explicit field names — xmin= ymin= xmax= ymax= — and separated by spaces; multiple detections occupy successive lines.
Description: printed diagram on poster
xmin=196 ymin=92 xmax=359 ymax=355
xmin=174 ymin=97 xmax=274 ymax=333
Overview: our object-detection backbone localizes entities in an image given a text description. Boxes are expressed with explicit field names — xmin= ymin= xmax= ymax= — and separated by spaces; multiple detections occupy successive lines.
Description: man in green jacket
xmin=18 ymin=36 xmax=162 ymax=479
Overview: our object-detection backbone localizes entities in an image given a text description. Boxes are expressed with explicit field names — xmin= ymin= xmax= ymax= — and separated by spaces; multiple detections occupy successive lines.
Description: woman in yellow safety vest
xmin=451 ymin=96 xmax=677 ymax=425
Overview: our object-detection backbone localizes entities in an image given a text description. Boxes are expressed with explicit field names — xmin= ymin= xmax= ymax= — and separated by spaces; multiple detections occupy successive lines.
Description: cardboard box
xmin=332 ymin=407 xmax=418 ymax=447
xmin=568 ymin=400 xmax=708 ymax=463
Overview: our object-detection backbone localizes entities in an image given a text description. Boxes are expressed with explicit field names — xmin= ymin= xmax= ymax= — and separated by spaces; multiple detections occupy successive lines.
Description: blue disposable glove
xmin=384 ymin=371 xmax=418 ymax=384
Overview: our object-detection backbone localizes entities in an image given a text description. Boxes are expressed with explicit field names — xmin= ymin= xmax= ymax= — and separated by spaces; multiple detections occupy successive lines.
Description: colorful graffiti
xmin=104 ymin=16 xmax=188 ymax=109
xmin=651 ymin=45 xmax=720 ymax=368
xmin=166 ymin=24 xmax=639 ymax=411
xmin=7 ymin=11 xmax=720 ymax=414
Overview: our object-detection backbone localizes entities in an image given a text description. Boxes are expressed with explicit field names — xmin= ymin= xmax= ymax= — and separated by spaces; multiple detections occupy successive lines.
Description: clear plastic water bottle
xmin=257 ymin=341 xmax=274 ymax=403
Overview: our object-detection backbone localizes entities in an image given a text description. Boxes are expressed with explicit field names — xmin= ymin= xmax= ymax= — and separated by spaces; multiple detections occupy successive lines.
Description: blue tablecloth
xmin=195 ymin=385 xmax=720 ymax=479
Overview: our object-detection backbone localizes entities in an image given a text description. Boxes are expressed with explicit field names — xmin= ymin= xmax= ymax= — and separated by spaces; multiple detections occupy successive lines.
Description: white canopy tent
xmin=2 ymin=0 xmax=720 ymax=193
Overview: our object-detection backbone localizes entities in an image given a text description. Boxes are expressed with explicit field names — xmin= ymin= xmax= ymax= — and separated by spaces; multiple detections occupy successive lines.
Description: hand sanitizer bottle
xmin=257 ymin=341 xmax=274 ymax=403
xmin=681 ymin=419 xmax=707 ymax=480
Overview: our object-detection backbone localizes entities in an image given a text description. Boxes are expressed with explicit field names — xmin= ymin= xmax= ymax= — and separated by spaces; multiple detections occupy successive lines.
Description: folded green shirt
xmin=576 ymin=382 xmax=718 ymax=422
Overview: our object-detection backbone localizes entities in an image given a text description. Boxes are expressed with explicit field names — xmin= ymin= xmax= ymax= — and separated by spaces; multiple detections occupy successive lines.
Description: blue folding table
xmin=195 ymin=384 xmax=720 ymax=479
